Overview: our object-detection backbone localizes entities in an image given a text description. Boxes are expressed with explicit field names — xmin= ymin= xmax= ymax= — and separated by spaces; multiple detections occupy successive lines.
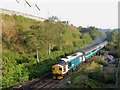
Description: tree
xmin=54 ymin=22 xmax=66 ymax=52
xmin=27 ymin=24 xmax=45 ymax=62
xmin=78 ymin=26 xmax=82 ymax=32
xmin=106 ymin=30 xmax=119 ymax=43
xmin=44 ymin=21 xmax=55 ymax=54
xmin=78 ymin=26 xmax=100 ymax=40
xmin=48 ymin=16 xmax=59 ymax=21
xmin=111 ymin=30 xmax=119 ymax=43
xmin=82 ymin=33 xmax=93 ymax=44
xmin=106 ymin=31 xmax=112 ymax=42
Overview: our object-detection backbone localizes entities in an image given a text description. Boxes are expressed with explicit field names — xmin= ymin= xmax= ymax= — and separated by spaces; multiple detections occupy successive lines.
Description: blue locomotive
xmin=52 ymin=41 xmax=108 ymax=79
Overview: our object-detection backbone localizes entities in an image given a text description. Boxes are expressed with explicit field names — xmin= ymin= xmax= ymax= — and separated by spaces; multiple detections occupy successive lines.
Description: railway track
xmin=12 ymin=61 xmax=92 ymax=89
xmin=27 ymin=74 xmax=68 ymax=89
xmin=12 ymin=42 xmax=105 ymax=89
xmin=12 ymin=71 xmax=64 ymax=89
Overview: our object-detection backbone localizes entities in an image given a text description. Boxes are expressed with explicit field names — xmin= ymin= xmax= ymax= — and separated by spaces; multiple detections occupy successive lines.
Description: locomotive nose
xmin=52 ymin=65 xmax=62 ymax=74
xmin=52 ymin=65 xmax=63 ymax=79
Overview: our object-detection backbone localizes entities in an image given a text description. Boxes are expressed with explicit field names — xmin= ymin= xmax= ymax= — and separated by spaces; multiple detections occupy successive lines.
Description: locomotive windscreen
xmin=57 ymin=60 xmax=65 ymax=64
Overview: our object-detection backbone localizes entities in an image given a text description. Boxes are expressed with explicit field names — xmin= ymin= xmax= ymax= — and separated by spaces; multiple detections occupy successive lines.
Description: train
xmin=52 ymin=41 xmax=108 ymax=79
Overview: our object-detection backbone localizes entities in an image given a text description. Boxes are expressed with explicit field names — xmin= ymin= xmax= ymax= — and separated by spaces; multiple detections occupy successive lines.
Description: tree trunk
xmin=37 ymin=48 xmax=39 ymax=63
xmin=60 ymin=46 xmax=62 ymax=52
xmin=49 ymin=43 xmax=51 ymax=55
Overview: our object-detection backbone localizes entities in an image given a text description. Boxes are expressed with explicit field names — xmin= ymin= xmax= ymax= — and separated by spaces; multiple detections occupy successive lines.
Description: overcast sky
xmin=0 ymin=0 xmax=119 ymax=29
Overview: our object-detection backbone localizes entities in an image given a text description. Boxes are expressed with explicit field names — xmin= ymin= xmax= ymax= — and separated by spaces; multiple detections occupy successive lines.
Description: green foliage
xmin=73 ymin=75 xmax=82 ymax=85
xmin=67 ymin=63 xmax=99 ymax=88
xmin=104 ymin=75 xmax=115 ymax=84
xmin=88 ymin=69 xmax=105 ymax=82
xmin=106 ymin=30 xmax=119 ymax=43
xmin=15 ymin=15 xmax=36 ymax=23
xmin=105 ymin=30 xmax=120 ymax=58
xmin=99 ymin=50 xmax=106 ymax=55
xmin=30 ymin=24 xmax=41 ymax=30
xmin=93 ymin=56 xmax=108 ymax=66
xmin=51 ymin=46 xmax=61 ymax=51
xmin=2 ymin=64 xmax=29 ymax=88
xmin=78 ymin=26 xmax=100 ymax=40
xmin=82 ymin=33 xmax=93 ymax=44
xmin=2 ymin=14 xmax=101 ymax=88
xmin=99 ymin=31 xmax=106 ymax=40
xmin=16 ymin=23 xmax=25 ymax=31
xmin=88 ymin=69 xmax=115 ymax=84
xmin=81 ymin=79 xmax=98 ymax=88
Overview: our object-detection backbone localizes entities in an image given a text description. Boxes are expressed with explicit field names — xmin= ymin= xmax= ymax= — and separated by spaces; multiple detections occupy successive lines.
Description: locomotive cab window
xmin=57 ymin=60 xmax=65 ymax=64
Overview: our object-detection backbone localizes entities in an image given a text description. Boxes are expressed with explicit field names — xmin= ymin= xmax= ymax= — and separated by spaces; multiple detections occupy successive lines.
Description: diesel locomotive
xmin=52 ymin=41 xmax=108 ymax=79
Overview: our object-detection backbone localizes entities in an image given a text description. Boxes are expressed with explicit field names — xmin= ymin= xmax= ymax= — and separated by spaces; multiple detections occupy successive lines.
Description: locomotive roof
xmin=61 ymin=52 xmax=83 ymax=62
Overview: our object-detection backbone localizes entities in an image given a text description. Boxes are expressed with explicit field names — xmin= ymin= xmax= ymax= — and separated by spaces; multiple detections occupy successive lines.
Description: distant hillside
xmin=113 ymin=28 xmax=120 ymax=33
xmin=99 ymin=28 xmax=111 ymax=34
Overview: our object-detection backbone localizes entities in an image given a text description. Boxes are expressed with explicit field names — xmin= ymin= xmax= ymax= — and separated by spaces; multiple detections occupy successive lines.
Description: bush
xmin=93 ymin=56 xmax=108 ymax=66
xmin=99 ymin=50 xmax=106 ymax=55
xmin=2 ymin=64 xmax=29 ymax=88
xmin=51 ymin=46 xmax=60 ymax=51
xmin=88 ymin=69 xmax=105 ymax=82
xmin=81 ymin=79 xmax=98 ymax=88
xmin=104 ymin=76 xmax=115 ymax=84
xmin=16 ymin=23 xmax=25 ymax=31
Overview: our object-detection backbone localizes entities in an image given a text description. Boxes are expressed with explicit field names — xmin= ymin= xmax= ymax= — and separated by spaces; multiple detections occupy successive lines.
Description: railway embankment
xmin=2 ymin=13 xmax=98 ymax=89
xmin=56 ymin=51 xmax=117 ymax=88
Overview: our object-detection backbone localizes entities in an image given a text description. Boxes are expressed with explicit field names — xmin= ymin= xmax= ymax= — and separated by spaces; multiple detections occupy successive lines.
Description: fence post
xmin=115 ymin=61 xmax=120 ymax=90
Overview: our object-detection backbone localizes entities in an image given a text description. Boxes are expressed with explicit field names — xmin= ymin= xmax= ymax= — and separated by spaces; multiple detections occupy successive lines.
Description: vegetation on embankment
xmin=59 ymin=29 xmax=120 ymax=88
xmin=58 ymin=56 xmax=115 ymax=88
xmin=118 ymin=64 xmax=120 ymax=89
xmin=2 ymin=14 xmax=101 ymax=88
xmin=105 ymin=30 xmax=120 ymax=59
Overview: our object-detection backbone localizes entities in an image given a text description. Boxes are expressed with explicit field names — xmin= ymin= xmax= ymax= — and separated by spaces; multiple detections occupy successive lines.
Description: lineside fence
xmin=115 ymin=60 xmax=120 ymax=90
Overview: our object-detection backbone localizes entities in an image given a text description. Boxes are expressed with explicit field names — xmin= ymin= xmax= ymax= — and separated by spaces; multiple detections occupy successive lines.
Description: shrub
xmin=81 ymin=79 xmax=98 ymax=88
xmin=51 ymin=46 xmax=60 ymax=51
xmin=2 ymin=64 xmax=29 ymax=88
xmin=16 ymin=23 xmax=25 ymax=31
xmin=93 ymin=56 xmax=108 ymax=66
xmin=88 ymin=69 xmax=105 ymax=82
xmin=104 ymin=76 xmax=115 ymax=84
xmin=99 ymin=50 xmax=106 ymax=55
